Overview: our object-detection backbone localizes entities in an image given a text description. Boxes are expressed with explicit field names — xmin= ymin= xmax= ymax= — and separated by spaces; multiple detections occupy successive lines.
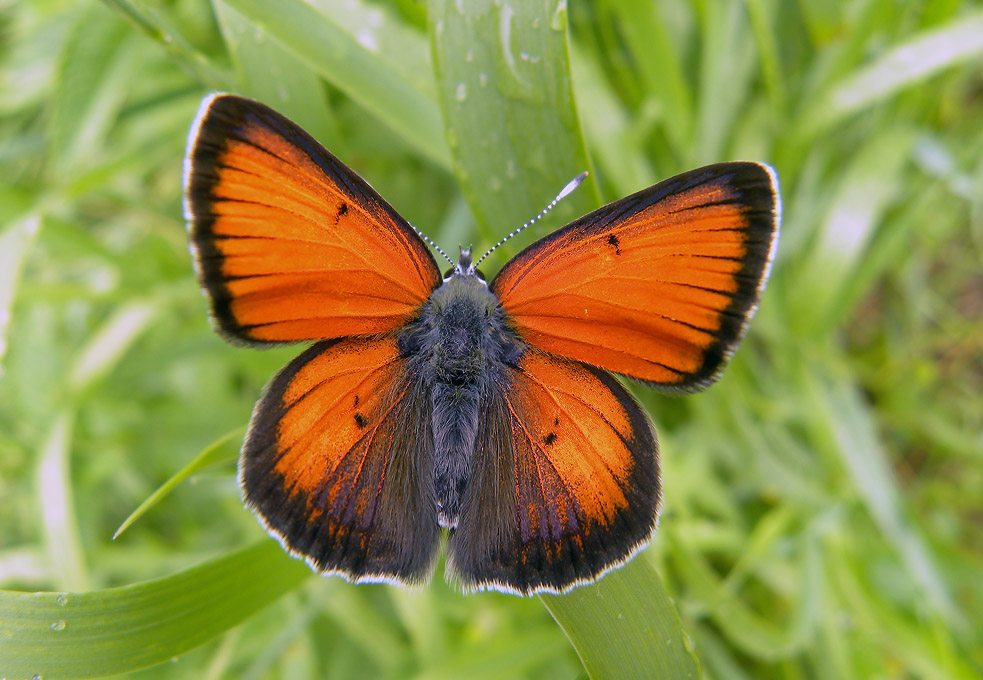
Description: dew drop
xmin=550 ymin=0 xmax=567 ymax=30
xmin=50 ymin=620 xmax=66 ymax=632
xmin=455 ymin=83 xmax=468 ymax=102
xmin=54 ymin=593 xmax=68 ymax=606
xmin=682 ymin=630 xmax=697 ymax=654
xmin=31 ymin=674 xmax=43 ymax=680
xmin=479 ymin=72 xmax=488 ymax=87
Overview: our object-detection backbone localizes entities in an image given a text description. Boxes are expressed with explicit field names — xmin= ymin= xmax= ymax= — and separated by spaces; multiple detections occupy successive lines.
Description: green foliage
xmin=1 ymin=0 xmax=981 ymax=678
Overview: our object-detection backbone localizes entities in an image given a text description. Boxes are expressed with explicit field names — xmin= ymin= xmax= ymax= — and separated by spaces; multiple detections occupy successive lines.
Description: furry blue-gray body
xmin=397 ymin=265 xmax=524 ymax=528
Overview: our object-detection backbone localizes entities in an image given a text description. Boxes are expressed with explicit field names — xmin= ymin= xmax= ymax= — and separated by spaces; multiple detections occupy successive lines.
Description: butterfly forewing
xmin=184 ymin=94 xmax=441 ymax=345
xmin=447 ymin=351 xmax=660 ymax=595
xmin=240 ymin=337 xmax=439 ymax=585
xmin=490 ymin=162 xmax=780 ymax=390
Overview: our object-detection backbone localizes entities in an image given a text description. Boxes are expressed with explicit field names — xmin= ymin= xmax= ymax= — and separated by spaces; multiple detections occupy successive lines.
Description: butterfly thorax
xmin=397 ymin=270 xmax=523 ymax=528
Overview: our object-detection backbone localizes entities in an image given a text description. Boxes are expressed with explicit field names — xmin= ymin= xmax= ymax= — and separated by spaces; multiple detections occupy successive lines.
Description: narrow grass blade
xmin=805 ymin=10 xmax=983 ymax=135
xmin=694 ymin=0 xmax=755 ymax=164
xmin=0 ymin=540 xmax=311 ymax=680
xmin=220 ymin=0 xmax=450 ymax=168
xmin=668 ymin=529 xmax=821 ymax=661
xmin=540 ymin=557 xmax=701 ymax=679
xmin=100 ymin=0 xmax=231 ymax=89
xmin=609 ymin=0 xmax=694 ymax=156
xmin=790 ymin=126 xmax=915 ymax=336
xmin=68 ymin=301 xmax=157 ymax=394
xmin=38 ymin=410 xmax=89 ymax=592
xmin=0 ymin=214 xmax=40 ymax=373
xmin=213 ymin=0 xmax=336 ymax=147
xmin=807 ymin=374 xmax=958 ymax=623
xmin=113 ymin=425 xmax=246 ymax=539
xmin=569 ymin=46 xmax=657 ymax=193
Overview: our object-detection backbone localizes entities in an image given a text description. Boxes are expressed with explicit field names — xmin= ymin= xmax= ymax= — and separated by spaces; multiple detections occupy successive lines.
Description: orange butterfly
xmin=184 ymin=94 xmax=780 ymax=595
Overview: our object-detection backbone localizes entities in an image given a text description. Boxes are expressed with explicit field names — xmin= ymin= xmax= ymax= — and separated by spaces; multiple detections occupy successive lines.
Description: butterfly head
xmin=444 ymin=246 xmax=486 ymax=282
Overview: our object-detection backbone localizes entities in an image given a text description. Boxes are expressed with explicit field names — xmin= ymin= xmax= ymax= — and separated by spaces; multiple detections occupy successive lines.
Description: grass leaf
xmin=540 ymin=557 xmax=701 ymax=679
xmin=428 ymin=0 xmax=596 ymax=256
xmin=219 ymin=0 xmax=450 ymax=168
xmin=113 ymin=425 xmax=246 ymax=539
xmin=0 ymin=540 xmax=311 ymax=680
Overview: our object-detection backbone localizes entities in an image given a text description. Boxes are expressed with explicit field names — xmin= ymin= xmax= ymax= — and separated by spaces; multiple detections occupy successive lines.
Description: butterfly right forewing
xmin=490 ymin=162 xmax=780 ymax=391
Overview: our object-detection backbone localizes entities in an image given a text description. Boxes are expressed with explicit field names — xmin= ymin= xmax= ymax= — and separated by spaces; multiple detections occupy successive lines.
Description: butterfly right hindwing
xmin=446 ymin=350 xmax=660 ymax=595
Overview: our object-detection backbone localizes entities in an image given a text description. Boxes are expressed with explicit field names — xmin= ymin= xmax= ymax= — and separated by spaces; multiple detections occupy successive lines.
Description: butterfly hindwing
xmin=240 ymin=336 xmax=439 ymax=584
xmin=490 ymin=162 xmax=780 ymax=390
xmin=446 ymin=351 xmax=660 ymax=594
xmin=184 ymin=94 xmax=441 ymax=345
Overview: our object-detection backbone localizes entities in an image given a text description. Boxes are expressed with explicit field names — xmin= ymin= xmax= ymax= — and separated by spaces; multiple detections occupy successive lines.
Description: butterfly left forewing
xmin=490 ymin=162 xmax=779 ymax=391
xmin=241 ymin=336 xmax=439 ymax=585
xmin=185 ymin=94 xmax=440 ymax=345
xmin=446 ymin=351 xmax=660 ymax=595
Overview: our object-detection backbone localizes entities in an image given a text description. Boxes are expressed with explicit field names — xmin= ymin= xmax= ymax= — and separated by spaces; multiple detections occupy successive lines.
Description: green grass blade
xmin=431 ymin=4 xmax=697 ymax=676
xmin=0 ymin=214 xmax=40 ymax=372
xmin=113 ymin=425 xmax=246 ymax=539
xmin=804 ymin=9 xmax=983 ymax=135
xmin=38 ymin=410 xmax=89 ymax=592
xmin=807 ymin=374 xmax=958 ymax=623
xmin=609 ymin=0 xmax=694 ymax=156
xmin=99 ymin=0 xmax=231 ymax=89
xmin=0 ymin=540 xmax=311 ymax=680
xmin=668 ymin=525 xmax=821 ymax=661
xmin=220 ymin=0 xmax=450 ymax=168
xmin=540 ymin=557 xmax=701 ymax=679
xmin=694 ymin=0 xmax=755 ymax=164
xmin=213 ymin=0 xmax=337 ymax=147
xmin=569 ymin=45 xmax=657 ymax=193
xmin=428 ymin=0 xmax=596 ymax=257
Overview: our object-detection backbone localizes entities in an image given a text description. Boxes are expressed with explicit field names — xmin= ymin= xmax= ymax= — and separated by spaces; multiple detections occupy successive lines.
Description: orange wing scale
xmin=448 ymin=352 xmax=660 ymax=594
xmin=185 ymin=94 xmax=440 ymax=344
xmin=241 ymin=337 xmax=439 ymax=584
xmin=491 ymin=163 xmax=779 ymax=390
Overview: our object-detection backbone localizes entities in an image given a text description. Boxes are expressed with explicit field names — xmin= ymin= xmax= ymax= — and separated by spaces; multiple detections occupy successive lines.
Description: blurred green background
xmin=1 ymin=0 xmax=981 ymax=678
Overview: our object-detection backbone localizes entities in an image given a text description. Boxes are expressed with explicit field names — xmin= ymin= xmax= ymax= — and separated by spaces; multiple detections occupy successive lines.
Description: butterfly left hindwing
xmin=240 ymin=336 xmax=439 ymax=585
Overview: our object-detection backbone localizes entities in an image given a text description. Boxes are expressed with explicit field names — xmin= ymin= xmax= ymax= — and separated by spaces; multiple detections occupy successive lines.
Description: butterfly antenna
xmin=475 ymin=171 xmax=588 ymax=268
xmin=410 ymin=223 xmax=455 ymax=266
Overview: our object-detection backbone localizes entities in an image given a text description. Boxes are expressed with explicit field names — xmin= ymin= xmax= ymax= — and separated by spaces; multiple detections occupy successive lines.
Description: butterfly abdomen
xmin=399 ymin=273 xmax=523 ymax=527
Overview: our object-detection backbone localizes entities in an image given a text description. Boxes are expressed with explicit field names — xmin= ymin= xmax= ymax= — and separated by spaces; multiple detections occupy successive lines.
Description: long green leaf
xmin=219 ymin=0 xmax=450 ymax=168
xmin=113 ymin=425 xmax=245 ymax=539
xmin=428 ymin=0 xmax=596 ymax=258
xmin=213 ymin=0 xmax=337 ymax=146
xmin=540 ymin=557 xmax=701 ymax=679
xmin=0 ymin=540 xmax=311 ymax=680
xmin=429 ymin=3 xmax=699 ymax=677
xmin=802 ymin=9 xmax=983 ymax=136
xmin=0 ymin=214 xmax=40 ymax=372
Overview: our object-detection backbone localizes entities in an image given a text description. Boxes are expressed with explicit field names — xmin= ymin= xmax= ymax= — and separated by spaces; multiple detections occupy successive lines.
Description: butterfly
xmin=183 ymin=93 xmax=780 ymax=595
